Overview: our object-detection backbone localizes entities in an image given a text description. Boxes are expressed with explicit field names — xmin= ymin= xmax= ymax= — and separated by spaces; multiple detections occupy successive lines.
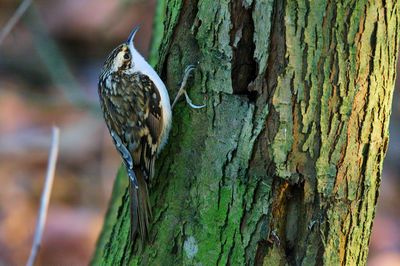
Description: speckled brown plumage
xmin=99 ymin=72 xmax=162 ymax=179
xmin=98 ymin=34 xmax=167 ymax=242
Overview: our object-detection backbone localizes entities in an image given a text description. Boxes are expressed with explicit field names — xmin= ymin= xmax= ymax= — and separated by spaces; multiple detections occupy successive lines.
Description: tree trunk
xmin=91 ymin=0 xmax=400 ymax=265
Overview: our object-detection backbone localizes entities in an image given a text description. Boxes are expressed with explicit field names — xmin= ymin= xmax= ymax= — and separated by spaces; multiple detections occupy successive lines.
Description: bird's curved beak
xmin=126 ymin=25 xmax=140 ymax=46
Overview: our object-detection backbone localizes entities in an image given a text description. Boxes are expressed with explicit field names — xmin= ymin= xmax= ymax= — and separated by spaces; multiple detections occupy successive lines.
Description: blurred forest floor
xmin=0 ymin=1 xmax=399 ymax=265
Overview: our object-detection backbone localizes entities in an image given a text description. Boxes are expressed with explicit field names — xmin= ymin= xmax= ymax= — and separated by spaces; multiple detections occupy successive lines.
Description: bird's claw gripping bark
xmin=172 ymin=65 xmax=206 ymax=109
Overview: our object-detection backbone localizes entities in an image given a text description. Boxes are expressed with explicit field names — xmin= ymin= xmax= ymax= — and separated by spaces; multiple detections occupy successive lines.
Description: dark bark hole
xmin=284 ymin=180 xmax=305 ymax=265
xmin=254 ymin=240 xmax=269 ymax=266
xmin=229 ymin=2 xmax=257 ymax=100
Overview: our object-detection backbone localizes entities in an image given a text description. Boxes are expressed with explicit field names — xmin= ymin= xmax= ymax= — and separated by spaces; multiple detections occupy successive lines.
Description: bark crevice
xmin=229 ymin=1 xmax=257 ymax=100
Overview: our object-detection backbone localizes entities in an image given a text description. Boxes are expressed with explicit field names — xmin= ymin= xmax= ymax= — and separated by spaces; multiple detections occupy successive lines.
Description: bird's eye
xmin=124 ymin=53 xmax=130 ymax=60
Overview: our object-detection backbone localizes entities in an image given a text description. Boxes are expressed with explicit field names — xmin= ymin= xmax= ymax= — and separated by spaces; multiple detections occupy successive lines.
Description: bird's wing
xmin=99 ymin=72 xmax=163 ymax=180
xmin=131 ymin=73 xmax=163 ymax=180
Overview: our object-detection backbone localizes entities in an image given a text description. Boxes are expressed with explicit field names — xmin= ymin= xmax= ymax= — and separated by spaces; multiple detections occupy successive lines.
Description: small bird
xmin=98 ymin=26 xmax=204 ymax=243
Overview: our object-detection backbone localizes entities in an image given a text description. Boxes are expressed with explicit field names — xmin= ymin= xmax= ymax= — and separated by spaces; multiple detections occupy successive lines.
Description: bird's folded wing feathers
xmin=99 ymin=72 xmax=163 ymax=180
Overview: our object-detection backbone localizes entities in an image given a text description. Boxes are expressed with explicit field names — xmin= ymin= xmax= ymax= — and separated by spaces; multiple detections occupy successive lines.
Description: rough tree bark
xmin=92 ymin=0 xmax=400 ymax=265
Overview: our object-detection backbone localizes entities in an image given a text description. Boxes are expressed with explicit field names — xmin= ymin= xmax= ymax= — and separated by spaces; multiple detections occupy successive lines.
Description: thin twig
xmin=0 ymin=0 xmax=33 ymax=46
xmin=26 ymin=127 xmax=60 ymax=266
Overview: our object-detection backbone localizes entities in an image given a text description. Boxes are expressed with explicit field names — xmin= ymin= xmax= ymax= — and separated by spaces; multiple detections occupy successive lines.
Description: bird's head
xmin=100 ymin=26 xmax=140 ymax=77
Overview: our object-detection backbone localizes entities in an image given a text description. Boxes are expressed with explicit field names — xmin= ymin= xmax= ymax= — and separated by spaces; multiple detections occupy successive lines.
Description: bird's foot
xmin=171 ymin=65 xmax=206 ymax=109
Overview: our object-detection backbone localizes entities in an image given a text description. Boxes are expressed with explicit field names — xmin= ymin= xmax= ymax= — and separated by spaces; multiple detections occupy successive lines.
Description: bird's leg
xmin=171 ymin=65 xmax=206 ymax=109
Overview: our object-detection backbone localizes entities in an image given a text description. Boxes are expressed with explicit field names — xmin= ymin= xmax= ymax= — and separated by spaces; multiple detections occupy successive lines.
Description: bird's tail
xmin=128 ymin=167 xmax=152 ymax=243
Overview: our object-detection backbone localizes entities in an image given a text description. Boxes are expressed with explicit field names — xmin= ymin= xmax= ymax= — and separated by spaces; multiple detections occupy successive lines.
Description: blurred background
xmin=0 ymin=1 xmax=398 ymax=265
xmin=0 ymin=0 xmax=155 ymax=265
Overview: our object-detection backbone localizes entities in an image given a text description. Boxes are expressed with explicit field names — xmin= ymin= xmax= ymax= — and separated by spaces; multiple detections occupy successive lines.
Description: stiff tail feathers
xmin=128 ymin=167 xmax=152 ymax=243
